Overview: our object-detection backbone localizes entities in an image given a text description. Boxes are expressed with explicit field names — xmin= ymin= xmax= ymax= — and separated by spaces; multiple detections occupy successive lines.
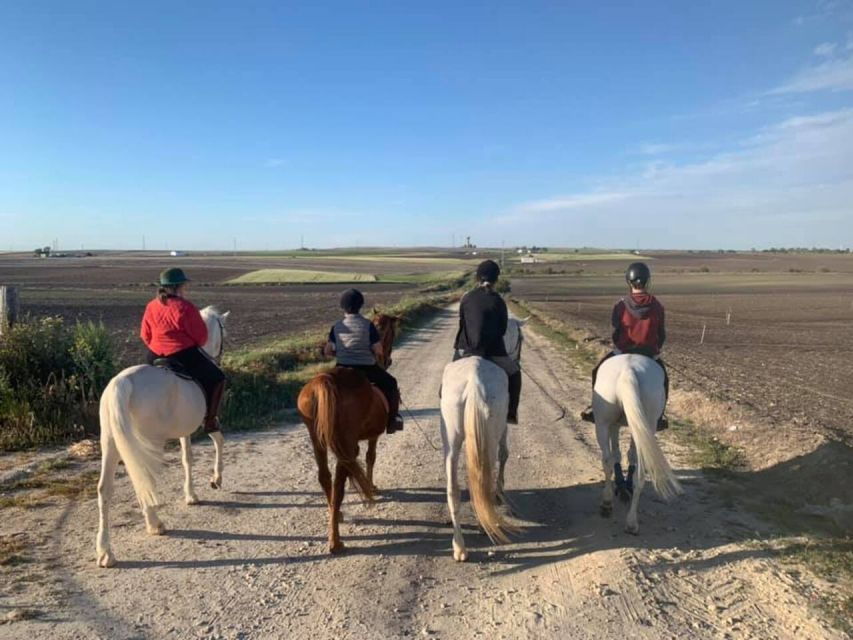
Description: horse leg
xmin=626 ymin=438 xmax=638 ymax=495
xmin=180 ymin=437 xmax=199 ymax=505
xmin=596 ymin=422 xmax=615 ymax=517
xmin=446 ymin=446 xmax=467 ymax=562
xmin=209 ymin=430 xmax=224 ymax=489
xmin=96 ymin=435 xmax=120 ymax=568
xmin=497 ymin=427 xmax=509 ymax=501
xmin=366 ymin=437 xmax=379 ymax=494
xmin=329 ymin=460 xmax=348 ymax=554
xmin=625 ymin=461 xmax=645 ymax=535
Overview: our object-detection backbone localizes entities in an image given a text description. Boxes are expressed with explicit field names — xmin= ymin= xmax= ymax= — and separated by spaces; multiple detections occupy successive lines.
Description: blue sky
xmin=2 ymin=1 xmax=852 ymax=250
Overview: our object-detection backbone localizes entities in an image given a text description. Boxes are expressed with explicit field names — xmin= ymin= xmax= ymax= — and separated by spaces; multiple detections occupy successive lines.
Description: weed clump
xmin=0 ymin=317 xmax=117 ymax=450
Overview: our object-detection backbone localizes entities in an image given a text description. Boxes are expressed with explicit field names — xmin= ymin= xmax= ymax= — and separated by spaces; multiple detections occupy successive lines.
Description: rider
xmin=324 ymin=288 xmax=404 ymax=434
xmin=581 ymin=261 xmax=669 ymax=430
xmin=454 ymin=260 xmax=522 ymax=424
xmin=140 ymin=267 xmax=227 ymax=433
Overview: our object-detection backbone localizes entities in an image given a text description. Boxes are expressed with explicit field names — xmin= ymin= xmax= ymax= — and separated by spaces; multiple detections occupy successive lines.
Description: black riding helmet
xmin=340 ymin=288 xmax=365 ymax=314
xmin=476 ymin=259 xmax=501 ymax=284
xmin=626 ymin=262 xmax=651 ymax=288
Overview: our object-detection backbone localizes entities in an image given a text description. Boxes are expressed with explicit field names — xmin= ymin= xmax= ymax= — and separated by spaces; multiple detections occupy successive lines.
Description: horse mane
xmin=200 ymin=305 xmax=222 ymax=318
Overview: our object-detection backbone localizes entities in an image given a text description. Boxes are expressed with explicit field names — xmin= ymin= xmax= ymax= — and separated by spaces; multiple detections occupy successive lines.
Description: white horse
xmin=96 ymin=307 xmax=229 ymax=568
xmin=593 ymin=353 xmax=682 ymax=534
xmin=440 ymin=317 xmax=524 ymax=562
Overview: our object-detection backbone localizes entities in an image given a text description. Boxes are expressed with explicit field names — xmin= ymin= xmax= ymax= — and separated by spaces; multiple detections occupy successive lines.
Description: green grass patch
xmin=669 ymin=417 xmax=745 ymax=471
xmin=509 ymin=298 xmax=602 ymax=372
xmin=226 ymin=269 xmax=379 ymax=284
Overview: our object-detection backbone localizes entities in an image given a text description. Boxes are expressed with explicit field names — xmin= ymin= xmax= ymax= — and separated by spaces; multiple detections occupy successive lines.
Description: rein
xmin=400 ymin=398 xmax=442 ymax=452
xmin=518 ymin=363 xmax=568 ymax=423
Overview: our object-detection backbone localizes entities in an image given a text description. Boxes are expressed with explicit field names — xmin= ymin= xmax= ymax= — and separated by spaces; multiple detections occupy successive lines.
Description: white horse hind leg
xmin=96 ymin=435 xmax=121 ymax=568
xmin=180 ymin=437 xmax=199 ymax=505
xmin=625 ymin=464 xmax=645 ymax=535
xmin=209 ymin=431 xmax=224 ymax=489
xmin=441 ymin=409 xmax=467 ymax=562
xmin=595 ymin=422 xmax=615 ymax=517
xmin=497 ymin=427 xmax=509 ymax=501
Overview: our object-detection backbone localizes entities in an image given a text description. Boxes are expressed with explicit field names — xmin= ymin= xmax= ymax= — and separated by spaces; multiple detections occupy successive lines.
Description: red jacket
xmin=611 ymin=293 xmax=665 ymax=356
xmin=140 ymin=296 xmax=208 ymax=356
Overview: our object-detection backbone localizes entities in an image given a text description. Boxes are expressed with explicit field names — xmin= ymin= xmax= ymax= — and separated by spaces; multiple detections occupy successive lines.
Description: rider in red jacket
xmin=141 ymin=268 xmax=226 ymax=433
xmin=581 ymin=262 xmax=669 ymax=430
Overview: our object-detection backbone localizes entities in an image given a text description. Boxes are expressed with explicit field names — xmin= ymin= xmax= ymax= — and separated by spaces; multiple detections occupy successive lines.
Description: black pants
xmin=146 ymin=346 xmax=226 ymax=402
xmin=591 ymin=351 xmax=669 ymax=400
xmin=336 ymin=364 xmax=400 ymax=416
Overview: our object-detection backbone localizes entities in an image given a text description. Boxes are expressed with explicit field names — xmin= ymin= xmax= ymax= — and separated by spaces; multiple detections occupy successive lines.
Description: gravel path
xmin=0 ymin=308 xmax=842 ymax=639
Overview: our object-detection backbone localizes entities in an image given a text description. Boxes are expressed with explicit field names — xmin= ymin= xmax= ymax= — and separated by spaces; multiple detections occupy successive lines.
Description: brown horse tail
xmin=463 ymin=378 xmax=517 ymax=544
xmin=312 ymin=373 xmax=375 ymax=502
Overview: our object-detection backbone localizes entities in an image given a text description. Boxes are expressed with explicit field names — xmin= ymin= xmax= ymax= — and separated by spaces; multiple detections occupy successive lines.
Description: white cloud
xmin=771 ymin=53 xmax=853 ymax=93
xmin=634 ymin=143 xmax=676 ymax=156
xmin=814 ymin=42 xmax=838 ymax=56
xmin=499 ymin=109 xmax=853 ymax=248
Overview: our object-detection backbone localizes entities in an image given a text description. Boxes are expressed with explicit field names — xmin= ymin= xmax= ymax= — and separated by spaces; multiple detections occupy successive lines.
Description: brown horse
xmin=297 ymin=313 xmax=401 ymax=553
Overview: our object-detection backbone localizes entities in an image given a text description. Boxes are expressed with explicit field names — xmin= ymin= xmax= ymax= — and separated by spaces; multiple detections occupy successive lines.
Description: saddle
xmin=152 ymin=357 xmax=196 ymax=381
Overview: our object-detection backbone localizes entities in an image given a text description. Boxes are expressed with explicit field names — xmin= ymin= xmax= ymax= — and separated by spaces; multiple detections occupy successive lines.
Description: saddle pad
xmin=372 ymin=385 xmax=389 ymax=414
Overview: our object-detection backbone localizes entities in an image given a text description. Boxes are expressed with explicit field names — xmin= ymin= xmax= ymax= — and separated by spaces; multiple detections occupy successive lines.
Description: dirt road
xmin=0 ymin=309 xmax=842 ymax=639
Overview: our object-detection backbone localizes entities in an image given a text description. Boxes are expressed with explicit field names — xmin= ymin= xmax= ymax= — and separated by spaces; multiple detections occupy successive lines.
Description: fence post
xmin=0 ymin=286 xmax=19 ymax=336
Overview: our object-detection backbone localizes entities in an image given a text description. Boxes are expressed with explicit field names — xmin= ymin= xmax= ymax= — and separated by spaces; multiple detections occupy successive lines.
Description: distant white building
xmin=170 ymin=250 xmax=188 ymax=257
xmin=520 ymin=253 xmax=542 ymax=264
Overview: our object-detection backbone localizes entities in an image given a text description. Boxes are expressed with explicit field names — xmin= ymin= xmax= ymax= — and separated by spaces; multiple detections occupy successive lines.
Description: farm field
xmin=511 ymin=253 xmax=853 ymax=448
xmin=0 ymin=251 xmax=478 ymax=364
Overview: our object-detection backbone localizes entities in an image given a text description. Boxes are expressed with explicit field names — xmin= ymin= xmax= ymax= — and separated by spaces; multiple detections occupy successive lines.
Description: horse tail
xmin=100 ymin=374 xmax=163 ymax=509
xmin=618 ymin=367 xmax=682 ymax=501
xmin=462 ymin=374 xmax=516 ymax=544
xmin=312 ymin=373 xmax=374 ymax=502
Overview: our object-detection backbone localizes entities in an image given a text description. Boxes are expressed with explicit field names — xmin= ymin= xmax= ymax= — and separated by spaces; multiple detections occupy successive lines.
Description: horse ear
xmin=221 ymin=310 xmax=231 ymax=322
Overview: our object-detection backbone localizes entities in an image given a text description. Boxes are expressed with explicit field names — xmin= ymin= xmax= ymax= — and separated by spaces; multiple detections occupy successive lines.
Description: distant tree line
xmin=760 ymin=247 xmax=851 ymax=254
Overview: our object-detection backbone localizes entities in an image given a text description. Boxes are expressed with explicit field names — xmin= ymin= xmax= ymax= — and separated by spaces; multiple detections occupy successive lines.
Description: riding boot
xmin=203 ymin=380 xmax=226 ymax=433
xmin=386 ymin=392 xmax=404 ymax=434
xmin=507 ymin=371 xmax=522 ymax=424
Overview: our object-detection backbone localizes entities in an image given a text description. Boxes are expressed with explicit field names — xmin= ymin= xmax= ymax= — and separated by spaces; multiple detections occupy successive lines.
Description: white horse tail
xmin=462 ymin=378 xmax=514 ymax=544
xmin=102 ymin=375 xmax=163 ymax=509
xmin=618 ymin=369 xmax=682 ymax=501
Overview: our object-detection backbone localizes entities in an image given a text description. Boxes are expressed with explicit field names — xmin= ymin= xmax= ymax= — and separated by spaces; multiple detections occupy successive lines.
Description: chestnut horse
xmin=297 ymin=313 xmax=401 ymax=553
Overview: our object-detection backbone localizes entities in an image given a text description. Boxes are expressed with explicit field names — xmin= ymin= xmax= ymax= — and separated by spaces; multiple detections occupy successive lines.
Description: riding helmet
xmin=340 ymin=288 xmax=365 ymax=314
xmin=476 ymin=259 xmax=501 ymax=284
xmin=159 ymin=267 xmax=190 ymax=286
xmin=625 ymin=262 xmax=651 ymax=288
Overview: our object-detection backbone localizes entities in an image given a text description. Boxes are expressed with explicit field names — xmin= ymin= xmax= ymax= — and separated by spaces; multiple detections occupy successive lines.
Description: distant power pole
xmin=300 ymin=234 xmax=305 ymax=250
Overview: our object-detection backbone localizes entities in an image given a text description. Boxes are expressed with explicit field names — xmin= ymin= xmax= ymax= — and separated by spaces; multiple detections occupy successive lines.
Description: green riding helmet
xmin=159 ymin=267 xmax=191 ymax=286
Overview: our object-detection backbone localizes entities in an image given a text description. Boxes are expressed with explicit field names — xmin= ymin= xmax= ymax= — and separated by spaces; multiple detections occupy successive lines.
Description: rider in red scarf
xmin=581 ymin=262 xmax=669 ymax=430
xmin=141 ymin=268 xmax=226 ymax=433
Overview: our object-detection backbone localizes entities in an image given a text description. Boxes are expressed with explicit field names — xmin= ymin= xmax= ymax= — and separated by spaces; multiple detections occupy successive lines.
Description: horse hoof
xmin=371 ymin=485 xmax=381 ymax=495
xmin=97 ymin=551 xmax=116 ymax=568
xmin=329 ymin=541 xmax=346 ymax=555
xmin=625 ymin=524 xmax=639 ymax=536
xmin=147 ymin=523 xmax=167 ymax=536
xmin=210 ymin=479 xmax=221 ymax=490
xmin=600 ymin=503 xmax=612 ymax=518
xmin=185 ymin=494 xmax=200 ymax=506
xmin=453 ymin=549 xmax=468 ymax=562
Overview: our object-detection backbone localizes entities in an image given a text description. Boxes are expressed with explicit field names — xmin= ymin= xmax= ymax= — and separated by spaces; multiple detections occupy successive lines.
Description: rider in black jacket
xmin=454 ymin=260 xmax=522 ymax=423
